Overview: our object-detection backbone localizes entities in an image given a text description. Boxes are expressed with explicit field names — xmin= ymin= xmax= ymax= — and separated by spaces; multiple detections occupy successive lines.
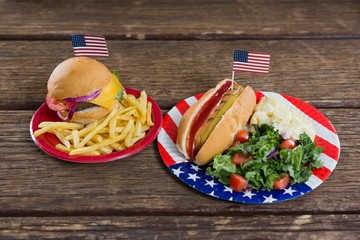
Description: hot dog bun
xmin=176 ymin=86 xmax=220 ymax=160
xmin=176 ymin=79 xmax=256 ymax=166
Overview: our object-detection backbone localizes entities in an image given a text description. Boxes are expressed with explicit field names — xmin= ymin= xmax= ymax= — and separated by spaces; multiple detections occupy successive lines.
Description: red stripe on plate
xmin=162 ymin=114 xmax=178 ymax=144
xmin=194 ymin=94 xmax=203 ymax=101
xmin=176 ymin=100 xmax=190 ymax=115
xmin=312 ymin=166 xmax=332 ymax=181
xmin=255 ymin=91 xmax=265 ymax=103
xmin=314 ymin=135 xmax=340 ymax=160
xmin=158 ymin=142 xmax=176 ymax=167
xmin=281 ymin=95 xmax=336 ymax=134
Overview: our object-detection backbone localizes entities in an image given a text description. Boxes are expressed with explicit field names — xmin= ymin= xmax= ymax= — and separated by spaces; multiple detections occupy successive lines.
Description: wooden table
xmin=1 ymin=1 xmax=359 ymax=239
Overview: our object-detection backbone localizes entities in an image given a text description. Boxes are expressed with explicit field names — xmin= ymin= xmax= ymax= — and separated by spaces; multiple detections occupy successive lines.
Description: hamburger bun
xmin=47 ymin=57 xmax=113 ymax=99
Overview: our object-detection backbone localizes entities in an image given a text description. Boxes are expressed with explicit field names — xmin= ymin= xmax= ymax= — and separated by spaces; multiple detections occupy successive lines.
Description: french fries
xmin=34 ymin=91 xmax=154 ymax=156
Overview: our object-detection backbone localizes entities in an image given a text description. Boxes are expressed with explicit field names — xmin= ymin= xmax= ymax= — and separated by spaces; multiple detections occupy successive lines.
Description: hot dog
xmin=176 ymin=79 xmax=256 ymax=166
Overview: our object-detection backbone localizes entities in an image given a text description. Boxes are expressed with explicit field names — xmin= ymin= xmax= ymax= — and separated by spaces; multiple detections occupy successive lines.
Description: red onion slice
xmin=266 ymin=147 xmax=279 ymax=159
xmin=281 ymin=132 xmax=288 ymax=139
xmin=65 ymin=89 xmax=101 ymax=103
xmin=57 ymin=104 xmax=77 ymax=121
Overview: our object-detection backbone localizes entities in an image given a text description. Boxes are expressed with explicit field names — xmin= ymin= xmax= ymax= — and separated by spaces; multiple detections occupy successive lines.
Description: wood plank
xmin=0 ymin=109 xmax=358 ymax=215
xmin=0 ymin=0 xmax=359 ymax=38
xmin=0 ymin=40 xmax=359 ymax=110
xmin=0 ymin=214 xmax=359 ymax=239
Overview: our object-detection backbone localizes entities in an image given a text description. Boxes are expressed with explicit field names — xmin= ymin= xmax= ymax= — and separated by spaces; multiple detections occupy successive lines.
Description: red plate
xmin=30 ymin=88 xmax=163 ymax=163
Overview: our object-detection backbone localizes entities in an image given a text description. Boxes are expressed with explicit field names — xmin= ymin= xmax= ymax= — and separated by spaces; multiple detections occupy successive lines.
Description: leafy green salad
xmin=206 ymin=124 xmax=323 ymax=191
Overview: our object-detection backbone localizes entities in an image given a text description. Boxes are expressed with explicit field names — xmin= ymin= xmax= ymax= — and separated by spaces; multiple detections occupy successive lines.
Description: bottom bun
xmin=71 ymin=100 xmax=120 ymax=124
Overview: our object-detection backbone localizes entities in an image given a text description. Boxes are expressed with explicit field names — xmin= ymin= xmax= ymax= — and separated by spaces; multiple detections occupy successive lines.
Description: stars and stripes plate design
xmin=157 ymin=91 xmax=340 ymax=204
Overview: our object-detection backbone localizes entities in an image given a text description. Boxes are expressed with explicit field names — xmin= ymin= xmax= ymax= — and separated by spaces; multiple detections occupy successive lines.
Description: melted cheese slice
xmin=89 ymin=75 xmax=122 ymax=109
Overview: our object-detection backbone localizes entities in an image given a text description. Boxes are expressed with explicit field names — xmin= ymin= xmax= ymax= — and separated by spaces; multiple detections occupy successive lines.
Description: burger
xmin=46 ymin=57 xmax=123 ymax=124
xmin=176 ymin=79 xmax=256 ymax=166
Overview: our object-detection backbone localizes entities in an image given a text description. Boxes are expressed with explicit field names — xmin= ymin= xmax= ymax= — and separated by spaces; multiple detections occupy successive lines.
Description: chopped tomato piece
xmin=279 ymin=139 xmax=297 ymax=150
xmin=273 ymin=174 xmax=290 ymax=190
xmin=236 ymin=130 xmax=249 ymax=143
xmin=46 ymin=93 xmax=76 ymax=111
xmin=231 ymin=140 xmax=241 ymax=147
xmin=229 ymin=174 xmax=248 ymax=192
xmin=232 ymin=152 xmax=252 ymax=165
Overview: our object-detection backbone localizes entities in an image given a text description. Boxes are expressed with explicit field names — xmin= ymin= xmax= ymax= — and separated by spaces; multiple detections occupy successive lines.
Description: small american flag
xmin=71 ymin=34 xmax=109 ymax=57
xmin=233 ymin=50 xmax=270 ymax=74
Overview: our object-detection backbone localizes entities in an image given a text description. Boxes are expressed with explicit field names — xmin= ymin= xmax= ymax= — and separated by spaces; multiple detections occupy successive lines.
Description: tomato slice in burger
xmin=46 ymin=93 xmax=77 ymax=111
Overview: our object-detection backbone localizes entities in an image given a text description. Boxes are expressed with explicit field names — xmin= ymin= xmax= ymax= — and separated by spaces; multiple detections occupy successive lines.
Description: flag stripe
xmin=233 ymin=65 xmax=270 ymax=70
xmin=83 ymin=43 xmax=107 ymax=47
xmin=248 ymin=53 xmax=271 ymax=57
xmin=247 ymin=59 xmax=270 ymax=64
xmin=74 ymin=49 xmax=108 ymax=52
xmin=248 ymin=56 xmax=270 ymax=61
xmin=233 ymin=68 xmax=269 ymax=73
xmin=85 ymin=37 xmax=105 ymax=44
xmin=233 ymin=65 xmax=269 ymax=71
xmin=74 ymin=53 xmax=109 ymax=57
xmin=84 ymin=37 xmax=105 ymax=41
xmin=74 ymin=47 xmax=107 ymax=52
xmin=233 ymin=62 xmax=269 ymax=67
xmin=85 ymin=40 xmax=106 ymax=46
xmin=74 ymin=51 xmax=109 ymax=54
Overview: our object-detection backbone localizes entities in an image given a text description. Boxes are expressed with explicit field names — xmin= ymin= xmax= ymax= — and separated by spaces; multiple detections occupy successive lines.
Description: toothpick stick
xmin=231 ymin=71 xmax=235 ymax=89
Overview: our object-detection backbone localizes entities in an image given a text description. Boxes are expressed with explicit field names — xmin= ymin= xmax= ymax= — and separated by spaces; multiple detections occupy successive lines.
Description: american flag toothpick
xmin=71 ymin=34 xmax=109 ymax=57
xmin=232 ymin=50 xmax=270 ymax=81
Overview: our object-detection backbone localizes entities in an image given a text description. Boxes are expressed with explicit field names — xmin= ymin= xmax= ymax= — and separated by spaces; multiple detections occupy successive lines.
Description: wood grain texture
xmin=0 ymin=40 xmax=359 ymax=110
xmin=0 ymin=109 xmax=358 ymax=215
xmin=0 ymin=0 xmax=359 ymax=39
xmin=0 ymin=0 xmax=359 ymax=237
xmin=0 ymin=214 xmax=359 ymax=239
